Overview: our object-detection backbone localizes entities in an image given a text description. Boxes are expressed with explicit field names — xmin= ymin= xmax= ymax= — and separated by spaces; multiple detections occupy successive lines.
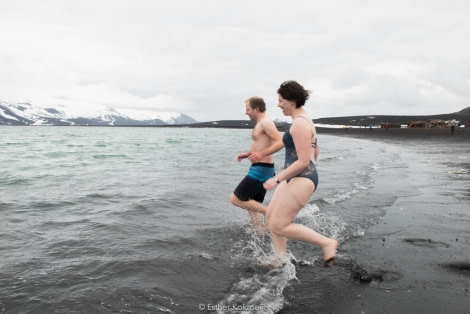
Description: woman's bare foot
xmin=322 ymin=239 xmax=339 ymax=267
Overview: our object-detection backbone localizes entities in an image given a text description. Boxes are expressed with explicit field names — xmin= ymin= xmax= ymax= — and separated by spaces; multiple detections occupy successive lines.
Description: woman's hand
xmin=263 ymin=177 xmax=278 ymax=191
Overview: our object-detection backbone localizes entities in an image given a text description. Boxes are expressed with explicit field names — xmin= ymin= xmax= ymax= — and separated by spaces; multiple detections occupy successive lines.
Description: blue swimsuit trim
xmin=247 ymin=163 xmax=275 ymax=182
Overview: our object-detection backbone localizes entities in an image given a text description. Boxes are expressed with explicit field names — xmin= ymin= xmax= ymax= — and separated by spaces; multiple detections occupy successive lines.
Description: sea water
xmin=1 ymin=126 xmax=468 ymax=313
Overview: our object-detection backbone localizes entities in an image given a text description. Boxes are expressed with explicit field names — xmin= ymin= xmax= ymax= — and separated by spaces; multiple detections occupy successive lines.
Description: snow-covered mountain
xmin=0 ymin=101 xmax=197 ymax=126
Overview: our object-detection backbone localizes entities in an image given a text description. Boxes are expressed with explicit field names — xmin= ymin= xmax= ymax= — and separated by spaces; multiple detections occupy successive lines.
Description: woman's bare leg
xmin=266 ymin=178 xmax=338 ymax=264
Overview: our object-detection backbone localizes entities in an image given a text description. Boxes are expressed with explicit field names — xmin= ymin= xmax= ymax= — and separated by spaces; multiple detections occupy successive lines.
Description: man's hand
xmin=237 ymin=152 xmax=251 ymax=162
xmin=248 ymin=152 xmax=264 ymax=163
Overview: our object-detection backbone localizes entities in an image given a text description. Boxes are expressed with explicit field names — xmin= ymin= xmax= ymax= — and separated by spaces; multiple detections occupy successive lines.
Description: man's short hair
xmin=246 ymin=96 xmax=266 ymax=112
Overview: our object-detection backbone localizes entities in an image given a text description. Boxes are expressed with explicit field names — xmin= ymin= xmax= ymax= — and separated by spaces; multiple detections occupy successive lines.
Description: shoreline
xmin=317 ymin=126 xmax=470 ymax=142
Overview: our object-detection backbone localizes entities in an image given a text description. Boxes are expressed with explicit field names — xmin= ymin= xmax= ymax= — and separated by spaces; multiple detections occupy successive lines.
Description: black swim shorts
xmin=233 ymin=176 xmax=267 ymax=203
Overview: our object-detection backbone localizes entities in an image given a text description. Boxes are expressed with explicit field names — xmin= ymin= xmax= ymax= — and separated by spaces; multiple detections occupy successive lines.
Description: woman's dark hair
xmin=277 ymin=80 xmax=310 ymax=108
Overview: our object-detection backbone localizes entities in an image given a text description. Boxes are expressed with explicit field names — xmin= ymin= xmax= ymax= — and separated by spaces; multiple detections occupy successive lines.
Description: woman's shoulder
xmin=292 ymin=115 xmax=313 ymax=127
xmin=291 ymin=115 xmax=316 ymax=138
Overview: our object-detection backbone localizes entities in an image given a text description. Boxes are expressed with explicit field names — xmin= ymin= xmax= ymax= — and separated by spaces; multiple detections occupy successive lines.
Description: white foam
xmin=296 ymin=203 xmax=347 ymax=241
xmin=200 ymin=252 xmax=214 ymax=260
xmin=297 ymin=203 xmax=321 ymax=218
xmin=222 ymin=223 xmax=298 ymax=313
xmin=323 ymin=189 xmax=356 ymax=204
xmin=217 ymin=262 xmax=296 ymax=314
xmin=448 ymin=168 xmax=470 ymax=174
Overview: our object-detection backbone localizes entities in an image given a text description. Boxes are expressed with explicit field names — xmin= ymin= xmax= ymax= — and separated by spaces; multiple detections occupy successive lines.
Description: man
xmin=230 ymin=96 xmax=284 ymax=230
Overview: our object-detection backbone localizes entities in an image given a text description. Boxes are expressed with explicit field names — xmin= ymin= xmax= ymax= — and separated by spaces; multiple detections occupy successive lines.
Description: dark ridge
xmin=314 ymin=111 xmax=469 ymax=127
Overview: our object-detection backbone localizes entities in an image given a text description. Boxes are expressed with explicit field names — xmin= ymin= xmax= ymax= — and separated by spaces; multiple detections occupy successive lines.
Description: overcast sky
xmin=1 ymin=0 xmax=469 ymax=121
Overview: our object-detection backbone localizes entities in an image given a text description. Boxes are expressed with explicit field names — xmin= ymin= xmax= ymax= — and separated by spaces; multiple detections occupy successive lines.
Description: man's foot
xmin=250 ymin=213 xmax=268 ymax=234
xmin=258 ymin=219 xmax=269 ymax=233
xmin=323 ymin=239 xmax=339 ymax=267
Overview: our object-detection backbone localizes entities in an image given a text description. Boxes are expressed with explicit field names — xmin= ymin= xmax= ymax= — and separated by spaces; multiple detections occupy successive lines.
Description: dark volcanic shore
xmin=317 ymin=126 xmax=470 ymax=142
xmin=313 ymin=109 xmax=470 ymax=127
xmin=279 ymin=125 xmax=470 ymax=314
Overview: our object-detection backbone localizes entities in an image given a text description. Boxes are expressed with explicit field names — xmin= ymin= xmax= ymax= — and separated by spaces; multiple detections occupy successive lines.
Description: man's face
xmin=245 ymin=102 xmax=257 ymax=121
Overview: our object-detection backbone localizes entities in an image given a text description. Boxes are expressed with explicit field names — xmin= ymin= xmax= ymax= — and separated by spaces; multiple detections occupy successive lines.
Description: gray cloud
xmin=1 ymin=0 xmax=469 ymax=122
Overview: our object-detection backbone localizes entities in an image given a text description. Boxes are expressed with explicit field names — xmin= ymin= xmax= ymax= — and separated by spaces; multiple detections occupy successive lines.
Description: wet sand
xmin=279 ymin=127 xmax=470 ymax=314
xmin=333 ymin=196 xmax=470 ymax=313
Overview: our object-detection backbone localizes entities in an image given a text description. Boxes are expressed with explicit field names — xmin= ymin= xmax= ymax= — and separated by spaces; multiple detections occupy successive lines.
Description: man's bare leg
xmin=230 ymin=193 xmax=268 ymax=231
xmin=248 ymin=211 xmax=264 ymax=230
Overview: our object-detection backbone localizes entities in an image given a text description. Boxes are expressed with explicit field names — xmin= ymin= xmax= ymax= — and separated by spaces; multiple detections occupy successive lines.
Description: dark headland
xmin=171 ymin=107 xmax=470 ymax=142
xmin=316 ymin=126 xmax=470 ymax=142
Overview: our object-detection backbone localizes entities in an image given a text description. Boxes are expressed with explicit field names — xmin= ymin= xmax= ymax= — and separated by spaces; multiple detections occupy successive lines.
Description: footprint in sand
xmin=403 ymin=238 xmax=450 ymax=248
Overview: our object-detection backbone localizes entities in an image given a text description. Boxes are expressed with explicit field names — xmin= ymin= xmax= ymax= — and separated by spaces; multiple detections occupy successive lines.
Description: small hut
xmin=380 ymin=122 xmax=401 ymax=129
xmin=408 ymin=121 xmax=427 ymax=128
xmin=428 ymin=120 xmax=447 ymax=128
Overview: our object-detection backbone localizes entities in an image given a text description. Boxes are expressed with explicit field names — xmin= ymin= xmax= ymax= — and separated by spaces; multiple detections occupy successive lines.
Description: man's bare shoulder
xmin=258 ymin=116 xmax=282 ymax=142
xmin=258 ymin=116 xmax=277 ymax=129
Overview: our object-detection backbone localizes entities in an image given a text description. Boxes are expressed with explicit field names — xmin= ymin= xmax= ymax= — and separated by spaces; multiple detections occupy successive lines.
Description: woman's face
xmin=277 ymin=94 xmax=295 ymax=116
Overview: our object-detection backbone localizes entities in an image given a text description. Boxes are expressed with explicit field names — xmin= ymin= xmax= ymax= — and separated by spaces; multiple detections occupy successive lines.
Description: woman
xmin=263 ymin=80 xmax=339 ymax=267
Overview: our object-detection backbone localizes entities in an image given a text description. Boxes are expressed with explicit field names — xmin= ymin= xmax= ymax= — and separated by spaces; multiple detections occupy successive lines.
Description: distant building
xmin=408 ymin=121 xmax=427 ymax=128
xmin=446 ymin=119 xmax=460 ymax=128
xmin=407 ymin=119 xmax=461 ymax=128
xmin=428 ymin=120 xmax=447 ymax=128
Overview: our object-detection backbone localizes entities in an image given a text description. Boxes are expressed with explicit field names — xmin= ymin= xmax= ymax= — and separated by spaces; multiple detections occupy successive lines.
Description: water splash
xmin=216 ymin=262 xmax=296 ymax=314
xmin=221 ymin=224 xmax=298 ymax=313
xmin=297 ymin=203 xmax=347 ymax=241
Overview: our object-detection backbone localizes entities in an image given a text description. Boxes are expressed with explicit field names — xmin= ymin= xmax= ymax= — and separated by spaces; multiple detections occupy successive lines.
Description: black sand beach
xmin=279 ymin=127 xmax=470 ymax=314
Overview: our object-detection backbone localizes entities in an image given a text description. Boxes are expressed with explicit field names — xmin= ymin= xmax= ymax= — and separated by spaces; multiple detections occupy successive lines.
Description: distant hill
xmin=167 ymin=120 xmax=291 ymax=131
xmin=313 ymin=107 xmax=470 ymax=127
xmin=2 ymin=98 xmax=468 ymax=129
xmin=177 ymin=108 xmax=470 ymax=130
xmin=459 ymin=107 xmax=470 ymax=114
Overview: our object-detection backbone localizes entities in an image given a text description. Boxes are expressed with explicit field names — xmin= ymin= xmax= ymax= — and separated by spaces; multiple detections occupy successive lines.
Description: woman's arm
xmin=276 ymin=119 xmax=311 ymax=181
xmin=264 ymin=118 xmax=312 ymax=190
